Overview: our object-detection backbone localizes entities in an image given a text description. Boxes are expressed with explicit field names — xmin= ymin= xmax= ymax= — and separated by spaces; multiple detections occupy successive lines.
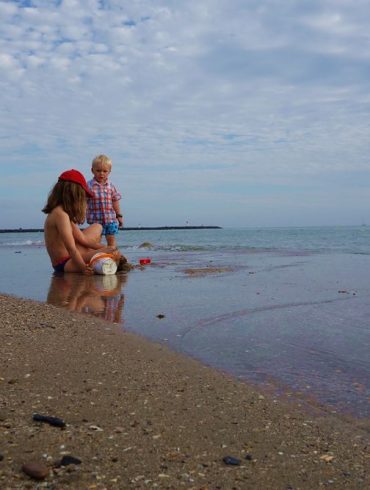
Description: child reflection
xmin=47 ymin=272 xmax=127 ymax=324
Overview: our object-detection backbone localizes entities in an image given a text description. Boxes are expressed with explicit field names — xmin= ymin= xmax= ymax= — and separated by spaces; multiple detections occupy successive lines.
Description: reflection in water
xmin=47 ymin=273 xmax=128 ymax=323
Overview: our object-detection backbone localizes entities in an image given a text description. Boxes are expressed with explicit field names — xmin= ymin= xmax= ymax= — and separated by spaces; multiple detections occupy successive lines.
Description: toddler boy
xmin=86 ymin=154 xmax=123 ymax=247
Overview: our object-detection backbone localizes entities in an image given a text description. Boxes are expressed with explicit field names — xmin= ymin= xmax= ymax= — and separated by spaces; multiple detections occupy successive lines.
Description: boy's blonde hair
xmin=92 ymin=154 xmax=112 ymax=169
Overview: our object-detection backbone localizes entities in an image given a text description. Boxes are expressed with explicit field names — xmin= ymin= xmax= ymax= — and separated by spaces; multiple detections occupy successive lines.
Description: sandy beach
xmin=0 ymin=293 xmax=369 ymax=489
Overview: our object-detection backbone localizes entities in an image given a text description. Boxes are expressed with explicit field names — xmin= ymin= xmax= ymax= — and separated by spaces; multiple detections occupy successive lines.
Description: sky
xmin=1 ymin=0 xmax=370 ymax=228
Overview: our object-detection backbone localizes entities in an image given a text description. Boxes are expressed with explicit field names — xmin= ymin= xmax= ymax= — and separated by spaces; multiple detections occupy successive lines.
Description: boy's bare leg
xmin=106 ymin=234 xmax=117 ymax=248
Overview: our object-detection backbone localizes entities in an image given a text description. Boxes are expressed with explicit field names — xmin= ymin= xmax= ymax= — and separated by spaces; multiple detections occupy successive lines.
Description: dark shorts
xmin=53 ymin=256 xmax=70 ymax=273
xmin=102 ymin=222 xmax=119 ymax=236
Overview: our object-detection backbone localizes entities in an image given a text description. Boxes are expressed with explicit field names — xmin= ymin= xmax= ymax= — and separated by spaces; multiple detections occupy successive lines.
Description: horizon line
xmin=0 ymin=225 xmax=222 ymax=233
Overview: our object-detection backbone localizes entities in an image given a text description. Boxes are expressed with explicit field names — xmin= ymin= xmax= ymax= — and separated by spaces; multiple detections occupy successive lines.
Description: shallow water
xmin=0 ymin=227 xmax=369 ymax=418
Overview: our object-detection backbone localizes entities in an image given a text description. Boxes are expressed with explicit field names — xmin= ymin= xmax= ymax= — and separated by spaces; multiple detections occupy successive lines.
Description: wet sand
xmin=0 ymin=294 xmax=369 ymax=489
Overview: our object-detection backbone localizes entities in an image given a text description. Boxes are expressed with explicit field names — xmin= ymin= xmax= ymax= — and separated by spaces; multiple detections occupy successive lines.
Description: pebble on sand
xmin=223 ymin=456 xmax=241 ymax=465
xmin=32 ymin=413 xmax=66 ymax=428
xmin=58 ymin=455 xmax=82 ymax=466
xmin=22 ymin=461 xmax=49 ymax=480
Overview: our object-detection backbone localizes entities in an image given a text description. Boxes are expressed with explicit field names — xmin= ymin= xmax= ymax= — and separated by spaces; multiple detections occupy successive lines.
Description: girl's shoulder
xmin=50 ymin=205 xmax=69 ymax=220
xmin=52 ymin=204 xmax=66 ymax=214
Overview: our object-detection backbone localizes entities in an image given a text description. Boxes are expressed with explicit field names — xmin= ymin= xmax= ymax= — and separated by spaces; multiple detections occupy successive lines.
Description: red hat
xmin=58 ymin=169 xmax=93 ymax=197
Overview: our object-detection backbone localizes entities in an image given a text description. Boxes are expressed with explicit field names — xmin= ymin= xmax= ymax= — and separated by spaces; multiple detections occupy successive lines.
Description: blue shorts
xmin=102 ymin=222 xmax=119 ymax=236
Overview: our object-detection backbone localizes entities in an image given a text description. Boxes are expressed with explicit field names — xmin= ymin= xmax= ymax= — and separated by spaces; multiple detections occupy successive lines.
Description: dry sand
xmin=0 ymin=293 xmax=369 ymax=489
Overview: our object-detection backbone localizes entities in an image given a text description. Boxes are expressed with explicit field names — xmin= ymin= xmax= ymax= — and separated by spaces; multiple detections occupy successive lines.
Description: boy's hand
xmin=118 ymin=216 xmax=123 ymax=228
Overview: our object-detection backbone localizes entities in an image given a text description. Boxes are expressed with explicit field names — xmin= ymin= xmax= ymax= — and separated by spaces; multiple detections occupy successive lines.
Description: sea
xmin=1 ymin=226 xmax=369 ymax=419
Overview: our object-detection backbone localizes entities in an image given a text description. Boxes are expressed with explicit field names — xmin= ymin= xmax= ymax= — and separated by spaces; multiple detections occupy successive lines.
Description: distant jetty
xmin=0 ymin=226 xmax=222 ymax=233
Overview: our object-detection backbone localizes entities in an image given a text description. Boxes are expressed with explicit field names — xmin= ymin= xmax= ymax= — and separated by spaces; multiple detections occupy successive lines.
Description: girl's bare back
xmin=44 ymin=206 xmax=72 ymax=265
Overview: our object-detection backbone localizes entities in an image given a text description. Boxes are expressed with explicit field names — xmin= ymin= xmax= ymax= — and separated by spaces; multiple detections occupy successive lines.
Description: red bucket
xmin=139 ymin=258 xmax=151 ymax=265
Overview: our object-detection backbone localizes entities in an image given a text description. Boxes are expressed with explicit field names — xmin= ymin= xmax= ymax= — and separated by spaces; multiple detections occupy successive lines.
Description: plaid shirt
xmin=86 ymin=178 xmax=122 ymax=224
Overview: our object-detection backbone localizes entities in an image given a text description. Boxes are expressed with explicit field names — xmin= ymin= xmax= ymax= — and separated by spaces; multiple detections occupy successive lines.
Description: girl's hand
xmin=105 ymin=246 xmax=118 ymax=253
xmin=83 ymin=265 xmax=94 ymax=275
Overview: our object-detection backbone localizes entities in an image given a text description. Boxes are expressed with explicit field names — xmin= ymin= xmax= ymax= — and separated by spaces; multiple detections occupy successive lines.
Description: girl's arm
xmin=56 ymin=213 xmax=90 ymax=272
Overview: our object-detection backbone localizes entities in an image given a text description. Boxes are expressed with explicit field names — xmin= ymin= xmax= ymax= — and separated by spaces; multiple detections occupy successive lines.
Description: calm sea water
xmin=1 ymin=226 xmax=369 ymax=418
xmin=2 ymin=225 xmax=370 ymax=255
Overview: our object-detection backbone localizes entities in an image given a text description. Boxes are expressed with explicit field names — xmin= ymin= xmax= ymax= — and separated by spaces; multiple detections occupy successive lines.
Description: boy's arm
xmin=72 ymin=223 xmax=104 ymax=250
xmin=113 ymin=201 xmax=123 ymax=228
xmin=56 ymin=213 xmax=89 ymax=272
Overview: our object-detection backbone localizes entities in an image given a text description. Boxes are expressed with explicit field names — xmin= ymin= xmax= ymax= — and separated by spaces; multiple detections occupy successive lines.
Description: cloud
xmin=1 ymin=0 xmax=370 ymax=227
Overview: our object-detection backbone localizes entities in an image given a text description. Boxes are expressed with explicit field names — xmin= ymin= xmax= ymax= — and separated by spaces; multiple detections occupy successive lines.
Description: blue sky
xmin=1 ymin=0 xmax=370 ymax=228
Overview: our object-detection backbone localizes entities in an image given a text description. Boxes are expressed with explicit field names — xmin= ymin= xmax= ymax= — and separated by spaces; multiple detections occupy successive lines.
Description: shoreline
xmin=0 ymin=293 xmax=369 ymax=489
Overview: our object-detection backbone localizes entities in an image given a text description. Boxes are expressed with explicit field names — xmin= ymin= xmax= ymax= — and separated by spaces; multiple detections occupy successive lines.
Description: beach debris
xmin=0 ymin=453 xmax=4 ymax=461
xmin=320 ymin=454 xmax=335 ymax=463
xmin=114 ymin=426 xmax=125 ymax=433
xmin=32 ymin=413 xmax=66 ymax=428
xmin=223 ymin=456 xmax=241 ymax=465
xmin=57 ymin=455 xmax=82 ymax=467
xmin=138 ymin=242 xmax=153 ymax=249
xmin=22 ymin=461 xmax=49 ymax=480
xmin=117 ymin=255 xmax=133 ymax=272
xmin=89 ymin=424 xmax=103 ymax=431
xmin=139 ymin=258 xmax=151 ymax=265
xmin=245 ymin=453 xmax=253 ymax=461
xmin=184 ymin=267 xmax=232 ymax=277
xmin=156 ymin=314 xmax=165 ymax=319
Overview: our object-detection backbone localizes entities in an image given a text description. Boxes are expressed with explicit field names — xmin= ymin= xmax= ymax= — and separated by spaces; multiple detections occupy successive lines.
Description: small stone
xmin=245 ymin=453 xmax=253 ymax=461
xmin=223 ymin=456 xmax=241 ymax=465
xmin=22 ymin=461 xmax=49 ymax=480
xmin=0 ymin=453 xmax=4 ymax=462
xmin=59 ymin=455 xmax=82 ymax=466
xmin=320 ymin=454 xmax=334 ymax=462
xmin=32 ymin=413 xmax=66 ymax=428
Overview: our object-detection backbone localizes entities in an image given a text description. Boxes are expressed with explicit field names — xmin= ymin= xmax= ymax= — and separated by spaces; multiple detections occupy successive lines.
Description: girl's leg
xmin=82 ymin=223 xmax=103 ymax=244
xmin=76 ymin=223 xmax=110 ymax=264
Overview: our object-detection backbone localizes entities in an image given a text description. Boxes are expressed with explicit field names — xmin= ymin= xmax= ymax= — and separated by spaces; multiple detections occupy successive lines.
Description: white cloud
xmin=1 ymin=0 xmax=370 ymax=227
